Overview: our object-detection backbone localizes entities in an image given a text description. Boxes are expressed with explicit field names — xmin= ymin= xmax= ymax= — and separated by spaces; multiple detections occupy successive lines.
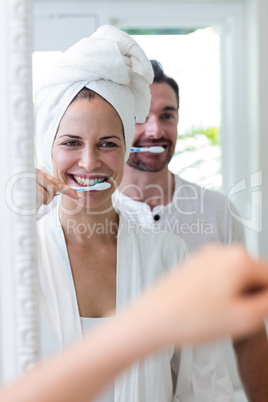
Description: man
xmin=115 ymin=60 xmax=268 ymax=402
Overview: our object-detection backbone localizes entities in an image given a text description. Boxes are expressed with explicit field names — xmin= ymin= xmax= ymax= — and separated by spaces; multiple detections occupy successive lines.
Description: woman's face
xmin=52 ymin=95 xmax=125 ymax=212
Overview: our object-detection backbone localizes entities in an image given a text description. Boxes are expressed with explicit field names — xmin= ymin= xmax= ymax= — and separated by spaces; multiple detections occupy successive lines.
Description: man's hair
xmin=151 ymin=59 xmax=179 ymax=108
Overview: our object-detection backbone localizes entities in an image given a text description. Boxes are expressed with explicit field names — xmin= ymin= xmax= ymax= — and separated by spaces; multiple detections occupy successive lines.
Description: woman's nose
xmin=144 ymin=115 xmax=164 ymax=139
xmin=78 ymin=147 xmax=102 ymax=171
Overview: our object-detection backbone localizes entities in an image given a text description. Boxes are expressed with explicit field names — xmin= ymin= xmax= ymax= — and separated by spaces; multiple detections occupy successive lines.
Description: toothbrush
xmin=56 ymin=182 xmax=111 ymax=195
xmin=70 ymin=182 xmax=111 ymax=192
xmin=130 ymin=146 xmax=165 ymax=154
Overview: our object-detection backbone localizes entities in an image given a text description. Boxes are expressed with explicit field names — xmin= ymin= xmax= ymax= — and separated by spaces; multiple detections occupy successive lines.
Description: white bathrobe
xmin=37 ymin=204 xmax=235 ymax=402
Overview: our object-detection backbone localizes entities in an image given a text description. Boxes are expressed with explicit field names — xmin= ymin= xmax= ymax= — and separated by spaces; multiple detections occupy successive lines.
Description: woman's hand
xmin=36 ymin=168 xmax=79 ymax=208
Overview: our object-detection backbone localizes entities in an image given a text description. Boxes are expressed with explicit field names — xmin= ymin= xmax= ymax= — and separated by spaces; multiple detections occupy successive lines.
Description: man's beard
xmin=127 ymin=142 xmax=174 ymax=172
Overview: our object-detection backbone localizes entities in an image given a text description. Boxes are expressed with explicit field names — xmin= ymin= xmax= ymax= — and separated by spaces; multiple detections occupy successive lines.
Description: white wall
xmin=244 ymin=0 xmax=268 ymax=258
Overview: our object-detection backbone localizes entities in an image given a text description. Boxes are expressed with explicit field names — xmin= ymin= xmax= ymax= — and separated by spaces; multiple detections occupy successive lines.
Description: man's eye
xmin=162 ymin=114 xmax=173 ymax=120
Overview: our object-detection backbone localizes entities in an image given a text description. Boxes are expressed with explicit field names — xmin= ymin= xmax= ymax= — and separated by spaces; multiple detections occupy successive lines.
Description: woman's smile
xmin=69 ymin=174 xmax=110 ymax=187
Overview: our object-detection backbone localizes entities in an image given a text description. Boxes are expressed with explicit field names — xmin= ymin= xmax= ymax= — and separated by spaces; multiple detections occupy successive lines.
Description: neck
xmin=59 ymin=197 xmax=119 ymax=246
xmin=119 ymin=165 xmax=174 ymax=210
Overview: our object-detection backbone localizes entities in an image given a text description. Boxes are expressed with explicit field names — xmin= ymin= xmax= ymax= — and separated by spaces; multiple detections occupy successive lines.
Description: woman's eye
xmin=100 ymin=142 xmax=118 ymax=148
xmin=62 ymin=140 xmax=80 ymax=147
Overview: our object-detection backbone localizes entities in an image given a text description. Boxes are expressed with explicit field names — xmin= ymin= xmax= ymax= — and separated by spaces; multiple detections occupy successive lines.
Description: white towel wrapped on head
xmin=35 ymin=25 xmax=154 ymax=173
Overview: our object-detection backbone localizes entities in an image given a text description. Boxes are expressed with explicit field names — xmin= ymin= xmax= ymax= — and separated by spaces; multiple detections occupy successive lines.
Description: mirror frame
xmin=0 ymin=0 xmax=38 ymax=383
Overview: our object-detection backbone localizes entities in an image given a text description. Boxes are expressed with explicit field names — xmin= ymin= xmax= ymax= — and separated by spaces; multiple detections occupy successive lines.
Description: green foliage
xmin=121 ymin=28 xmax=197 ymax=35
xmin=173 ymin=127 xmax=222 ymax=190
xmin=177 ymin=127 xmax=220 ymax=146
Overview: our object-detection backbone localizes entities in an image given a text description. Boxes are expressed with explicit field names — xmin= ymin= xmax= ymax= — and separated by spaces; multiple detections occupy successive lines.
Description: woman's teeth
xmin=73 ymin=175 xmax=106 ymax=187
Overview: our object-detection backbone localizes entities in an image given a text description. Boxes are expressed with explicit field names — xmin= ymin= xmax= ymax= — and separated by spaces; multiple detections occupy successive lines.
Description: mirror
xmin=1 ymin=0 xmax=267 ymax=392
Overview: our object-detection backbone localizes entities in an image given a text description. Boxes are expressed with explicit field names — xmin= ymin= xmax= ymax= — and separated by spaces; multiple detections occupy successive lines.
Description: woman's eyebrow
xmin=57 ymin=134 xmax=122 ymax=141
xmin=57 ymin=135 xmax=82 ymax=139
xmin=99 ymin=136 xmax=122 ymax=141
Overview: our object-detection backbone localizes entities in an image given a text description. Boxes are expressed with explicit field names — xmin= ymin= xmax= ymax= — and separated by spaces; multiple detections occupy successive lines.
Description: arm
xmin=1 ymin=244 xmax=268 ymax=402
xmin=233 ymin=326 xmax=268 ymax=402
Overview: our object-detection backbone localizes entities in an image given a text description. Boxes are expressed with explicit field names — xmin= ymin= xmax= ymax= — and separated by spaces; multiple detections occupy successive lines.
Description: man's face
xmin=127 ymin=82 xmax=178 ymax=172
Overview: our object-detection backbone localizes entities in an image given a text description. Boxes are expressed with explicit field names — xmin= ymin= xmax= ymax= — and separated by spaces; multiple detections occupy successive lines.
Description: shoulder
xmin=174 ymin=174 xmax=239 ymax=217
xmin=175 ymin=175 xmax=227 ymax=205
xmin=174 ymin=174 xmax=245 ymax=244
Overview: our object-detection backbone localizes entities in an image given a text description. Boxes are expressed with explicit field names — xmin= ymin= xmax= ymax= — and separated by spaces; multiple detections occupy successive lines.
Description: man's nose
xmin=144 ymin=115 xmax=163 ymax=138
xmin=78 ymin=147 xmax=102 ymax=171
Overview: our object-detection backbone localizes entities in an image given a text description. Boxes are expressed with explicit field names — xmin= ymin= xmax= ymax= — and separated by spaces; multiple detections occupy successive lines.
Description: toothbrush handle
xmin=130 ymin=147 xmax=141 ymax=153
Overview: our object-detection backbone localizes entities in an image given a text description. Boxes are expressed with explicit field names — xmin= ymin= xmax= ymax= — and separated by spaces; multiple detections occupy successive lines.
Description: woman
xmin=35 ymin=25 xmax=191 ymax=402
xmin=1 ymin=244 xmax=268 ymax=402
xmin=35 ymin=26 xmax=233 ymax=401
